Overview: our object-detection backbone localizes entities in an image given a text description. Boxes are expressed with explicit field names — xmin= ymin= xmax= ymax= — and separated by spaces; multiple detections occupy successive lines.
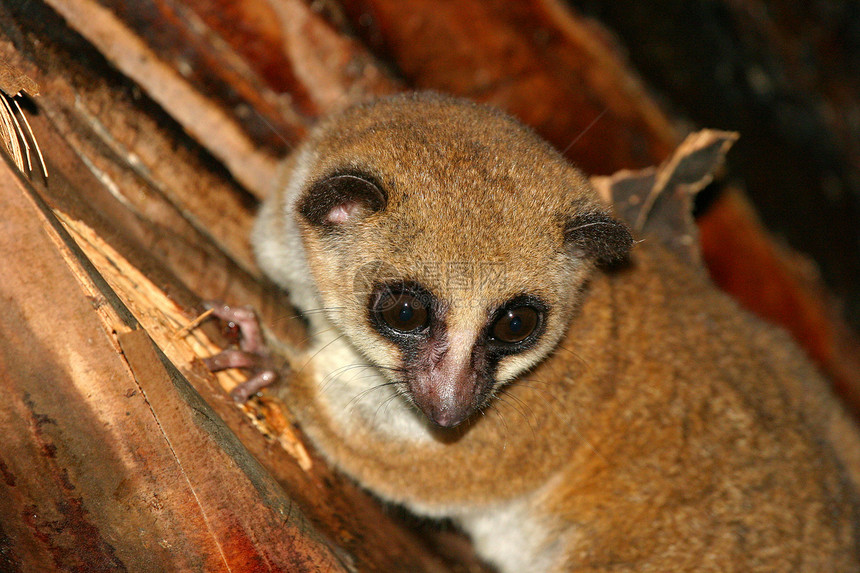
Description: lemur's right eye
xmin=376 ymin=292 xmax=430 ymax=333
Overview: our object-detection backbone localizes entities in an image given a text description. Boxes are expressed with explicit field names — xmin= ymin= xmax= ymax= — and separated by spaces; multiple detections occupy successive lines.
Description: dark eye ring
xmin=491 ymin=306 xmax=540 ymax=344
xmin=375 ymin=291 xmax=430 ymax=333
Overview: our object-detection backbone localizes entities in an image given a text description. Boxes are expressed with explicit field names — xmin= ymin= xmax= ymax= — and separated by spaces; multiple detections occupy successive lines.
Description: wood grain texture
xmin=0 ymin=160 xmax=348 ymax=571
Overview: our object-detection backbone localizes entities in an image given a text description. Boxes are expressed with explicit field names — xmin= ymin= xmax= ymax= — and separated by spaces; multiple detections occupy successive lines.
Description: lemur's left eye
xmin=491 ymin=306 xmax=539 ymax=344
xmin=377 ymin=292 xmax=430 ymax=333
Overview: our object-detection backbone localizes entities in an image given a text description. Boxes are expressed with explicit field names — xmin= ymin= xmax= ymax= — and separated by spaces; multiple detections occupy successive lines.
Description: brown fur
xmin=253 ymin=93 xmax=860 ymax=571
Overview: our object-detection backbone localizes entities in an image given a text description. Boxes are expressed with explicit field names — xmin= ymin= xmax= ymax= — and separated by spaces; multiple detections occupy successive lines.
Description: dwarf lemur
xmin=220 ymin=92 xmax=860 ymax=571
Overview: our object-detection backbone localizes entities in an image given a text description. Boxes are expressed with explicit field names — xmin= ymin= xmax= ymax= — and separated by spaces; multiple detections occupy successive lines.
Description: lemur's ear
xmin=564 ymin=211 xmax=633 ymax=264
xmin=299 ymin=173 xmax=387 ymax=227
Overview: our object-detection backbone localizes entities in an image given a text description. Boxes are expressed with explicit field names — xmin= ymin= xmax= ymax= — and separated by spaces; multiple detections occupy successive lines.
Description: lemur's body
xmin=248 ymin=93 xmax=860 ymax=571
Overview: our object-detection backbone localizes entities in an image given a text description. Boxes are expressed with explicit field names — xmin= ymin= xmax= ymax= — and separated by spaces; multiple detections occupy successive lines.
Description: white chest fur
xmin=454 ymin=491 xmax=561 ymax=573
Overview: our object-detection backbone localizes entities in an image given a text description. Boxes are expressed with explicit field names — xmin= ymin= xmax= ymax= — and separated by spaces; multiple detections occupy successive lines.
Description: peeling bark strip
xmin=592 ymin=129 xmax=740 ymax=265
xmin=0 ymin=58 xmax=46 ymax=177
xmin=42 ymin=0 xmax=282 ymax=196
xmin=39 ymin=0 xmax=400 ymax=198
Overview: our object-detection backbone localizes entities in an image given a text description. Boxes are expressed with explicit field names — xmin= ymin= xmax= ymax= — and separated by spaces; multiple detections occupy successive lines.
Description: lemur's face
xmin=290 ymin=94 xmax=631 ymax=427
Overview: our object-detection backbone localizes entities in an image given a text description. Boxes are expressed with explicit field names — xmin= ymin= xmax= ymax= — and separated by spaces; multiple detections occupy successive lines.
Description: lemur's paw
xmin=203 ymin=301 xmax=285 ymax=402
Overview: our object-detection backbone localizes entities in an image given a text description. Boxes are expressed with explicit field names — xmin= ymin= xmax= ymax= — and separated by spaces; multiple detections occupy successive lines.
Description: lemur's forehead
xmin=304 ymin=100 xmax=597 ymax=238
xmin=307 ymin=97 xmax=586 ymax=206
xmin=351 ymin=212 xmax=571 ymax=319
